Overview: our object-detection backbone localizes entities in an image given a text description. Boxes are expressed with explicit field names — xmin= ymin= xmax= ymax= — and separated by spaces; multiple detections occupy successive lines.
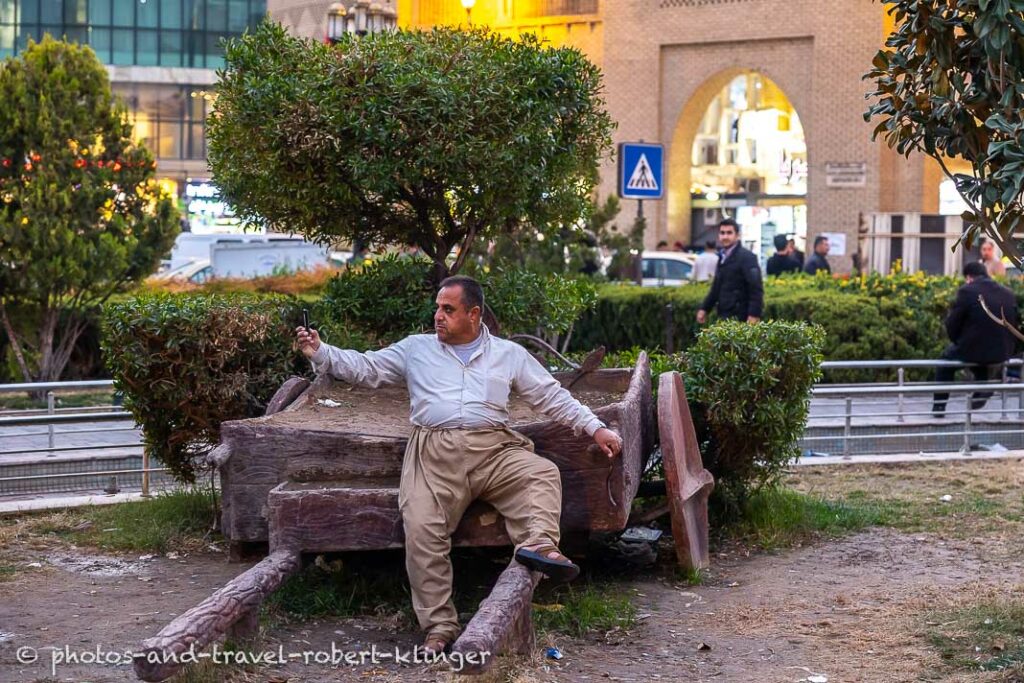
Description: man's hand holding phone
xmin=295 ymin=309 xmax=321 ymax=359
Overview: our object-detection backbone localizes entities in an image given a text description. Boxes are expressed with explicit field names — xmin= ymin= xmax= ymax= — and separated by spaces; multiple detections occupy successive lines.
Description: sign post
xmin=618 ymin=142 xmax=664 ymax=283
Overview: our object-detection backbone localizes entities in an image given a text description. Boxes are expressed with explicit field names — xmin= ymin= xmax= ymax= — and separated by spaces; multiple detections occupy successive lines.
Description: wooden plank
xmin=657 ymin=371 xmax=714 ymax=570
xmin=451 ymin=561 xmax=541 ymax=674
xmin=133 ymin=549 xmax=301 ymax=682
xmin=264 ymin=376 xmax=311 ymax=415
xmin=267 ymin=463 xmax=629 ymax=553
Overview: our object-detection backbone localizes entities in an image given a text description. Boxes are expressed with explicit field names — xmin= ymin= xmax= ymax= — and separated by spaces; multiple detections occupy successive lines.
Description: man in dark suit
xmin=766 ymin=234 xmax=801 ymax=276
xmin=932 ymin=261 xmax=1020 ymax=416
xmin=803 ymin=235 xmax=832 ymax=275
xmin=696 ymin=218 xmax=764 ymax=324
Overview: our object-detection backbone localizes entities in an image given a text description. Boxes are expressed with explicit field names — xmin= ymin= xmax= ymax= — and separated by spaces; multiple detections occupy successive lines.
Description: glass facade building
xmin=0 ymin=0 xmax=266 ymax=225
xmin=0 ymin=0 xmax=266 ymax=67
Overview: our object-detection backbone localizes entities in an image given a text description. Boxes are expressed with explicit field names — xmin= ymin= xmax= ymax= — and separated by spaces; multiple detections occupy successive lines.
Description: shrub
xmin=101 ymin=293 xmax=307 ymax=482
xmin=317 ymin=254 xmax=599 ymax=348
xmin=684 ymin=320 xmax=825 ymax=508
xmin=482 ymin=267 xmax=598 ymax=348
xmin=318 ymin=255 xmax=436 ymax=344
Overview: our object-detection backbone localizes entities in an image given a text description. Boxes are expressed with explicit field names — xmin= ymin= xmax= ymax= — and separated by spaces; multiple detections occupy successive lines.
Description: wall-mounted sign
xmin=825 ymin=162 xmax=867 ymax=188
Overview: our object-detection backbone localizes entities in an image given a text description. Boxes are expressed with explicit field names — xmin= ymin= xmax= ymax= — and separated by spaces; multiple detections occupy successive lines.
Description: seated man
xmin=294 ymin=275 xmax=623 ymax=655
xmin=932 ymin=262 xmax=1020 ymax=416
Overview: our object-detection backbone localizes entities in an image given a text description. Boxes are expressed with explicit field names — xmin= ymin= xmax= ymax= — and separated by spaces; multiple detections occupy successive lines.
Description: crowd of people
xmin=690 ymin=218 xmax=1021 ymax=416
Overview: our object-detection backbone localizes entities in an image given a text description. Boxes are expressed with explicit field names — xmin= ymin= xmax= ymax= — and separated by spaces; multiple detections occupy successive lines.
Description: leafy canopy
xmin=208 ymin=22 xmax=615 ymax=279
xmin=865 ymin=0 xmax=1024 ymax=265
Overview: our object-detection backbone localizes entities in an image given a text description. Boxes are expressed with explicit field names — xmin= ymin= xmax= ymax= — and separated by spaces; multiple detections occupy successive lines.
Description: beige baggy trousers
xmin=398 ymin=425 xmax=562 ymax=641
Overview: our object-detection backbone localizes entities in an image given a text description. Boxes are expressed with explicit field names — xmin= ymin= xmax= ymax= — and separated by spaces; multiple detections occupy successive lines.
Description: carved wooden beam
xmin=133 ymin=549 xmax=301 ymax=682
xmin=264 ymin=376 xmax=311 ymax=415
xmin=450 ymin=560 xmax=541 ymax=675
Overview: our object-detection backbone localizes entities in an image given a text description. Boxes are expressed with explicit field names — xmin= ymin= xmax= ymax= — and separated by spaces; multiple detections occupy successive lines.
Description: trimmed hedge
xmin=571 ymin=274 xmax=1024 ymax=377
xmin=102 ymin=293 xmax=308 ymax=482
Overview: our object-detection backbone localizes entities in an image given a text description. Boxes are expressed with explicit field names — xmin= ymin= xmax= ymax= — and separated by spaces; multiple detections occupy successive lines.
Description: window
xmin=111 ymin=27 xmax=132 ymax=63
xmin=89 ymin=0 xmax=110 ymax=25
xmin=160 ymin=0 xmax=182 ymax=28
xmin=111 ymin=0 xmax=134 ymax=26
xmin=7 ymin=0 xmax=266 ymax=67
xmin=137 ymin=0 xmax=158 ymax=27
xmin=136 ymin=28 xmax=157 ymax=64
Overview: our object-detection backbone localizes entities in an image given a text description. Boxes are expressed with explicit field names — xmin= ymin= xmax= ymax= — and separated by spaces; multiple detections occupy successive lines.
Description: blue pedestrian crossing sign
xmin=618 ymin=142 xmax=664 ymax=200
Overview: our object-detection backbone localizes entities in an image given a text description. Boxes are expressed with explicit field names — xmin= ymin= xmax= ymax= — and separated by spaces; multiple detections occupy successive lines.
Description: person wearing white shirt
xmin=295 ymin=275 xmax=623 ymax=655
xmin=693 ymin=240 xmax=719 ymax=282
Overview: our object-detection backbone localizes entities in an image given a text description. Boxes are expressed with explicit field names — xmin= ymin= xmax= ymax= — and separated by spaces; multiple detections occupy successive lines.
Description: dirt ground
xmin=2 ymin=459 xmax=1023 ymax=683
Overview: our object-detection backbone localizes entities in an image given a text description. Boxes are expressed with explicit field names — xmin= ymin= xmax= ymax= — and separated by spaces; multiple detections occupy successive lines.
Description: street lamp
xmin=461 ymin=0 xmax=475 ymax=25
xmin=327 ymin=3 xmax=348 ymax=44
xmin=327 ymin=0 xmax=396 ymax=42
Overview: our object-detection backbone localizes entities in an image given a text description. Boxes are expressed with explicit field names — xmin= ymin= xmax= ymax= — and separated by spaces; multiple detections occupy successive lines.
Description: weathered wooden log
xmin=264 ymin=376 xmax=311 ymax=415
xmin=657 ymin=372 xmax=715 ymax=570
xmin=451 ymin=561 xmax=541 ymax=675
xmin=133 ymin=549 xmax=301 ymax=682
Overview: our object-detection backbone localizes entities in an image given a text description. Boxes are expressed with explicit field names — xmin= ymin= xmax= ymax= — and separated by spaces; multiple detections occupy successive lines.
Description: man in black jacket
xmin=932 ymin=262 xmax=1020 ymax=415
xmin=803 ymin=235 xmax=831 ymax=275
xmin=766 ymin=234 xmax=801 ymax=276
xmin=696 ymin=218 xmax=764 ymax=324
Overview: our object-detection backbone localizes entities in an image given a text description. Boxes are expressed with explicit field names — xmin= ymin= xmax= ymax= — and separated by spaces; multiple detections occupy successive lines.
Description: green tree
xmin=0 ymin=37 xmax=180 ymax=384
xmin=208 ymin=22 xmax=615 ymax=284
xmin=865 ymin=0 xmax=1024 ymax=266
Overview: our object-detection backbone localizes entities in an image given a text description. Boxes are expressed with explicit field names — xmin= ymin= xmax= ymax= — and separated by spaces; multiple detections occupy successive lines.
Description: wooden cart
xmin=133 ymin=354 xmax=712 ymax=680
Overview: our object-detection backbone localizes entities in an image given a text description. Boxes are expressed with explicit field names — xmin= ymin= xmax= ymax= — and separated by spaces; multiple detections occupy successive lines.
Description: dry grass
xmin=143 ymin=265 xmax=337 ymax=296
xmin=786 ymin=458 xmax=1024 ymax=539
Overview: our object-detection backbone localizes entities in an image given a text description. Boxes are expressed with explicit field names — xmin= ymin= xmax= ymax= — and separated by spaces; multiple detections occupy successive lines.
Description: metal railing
xmin=0 ymin=379 xmax=164 ymax=496
xmin=803 ymin=379 xmax=1024 ymax=458
xmin=817 ymin=358 xmax=1023 ymax=424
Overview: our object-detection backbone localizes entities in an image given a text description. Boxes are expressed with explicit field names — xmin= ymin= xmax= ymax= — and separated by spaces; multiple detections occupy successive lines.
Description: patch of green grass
xmin=0 ymin=390 xmax=115 ymax=411
xmin=532 ymin=584 xmax=636 ymax=638
xmin=721 ymin=487 xmax=883 ymax=550
xmin=34 ymin=488 xmax=217 ymax=554
xmin=927 ymin=600 xmax=1024 ymax=674
xmin=264 ymin=553 xmax=414 ymax=623
xmin=0 ymin=563 xmax=16 ymax=582
xmin=674 ymin=565 xmax=705 ymax=586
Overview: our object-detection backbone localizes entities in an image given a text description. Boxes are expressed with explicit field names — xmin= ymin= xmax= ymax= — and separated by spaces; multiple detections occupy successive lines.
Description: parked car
xmin=640 ymin=251 xmax=696 ymax=286
xmin=153 ymin=259 xmax=213 ymax=285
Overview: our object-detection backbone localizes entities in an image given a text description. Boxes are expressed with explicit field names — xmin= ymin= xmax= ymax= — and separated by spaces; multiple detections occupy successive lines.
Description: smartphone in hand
xmin=302 ymin=308 xmax=310 ymax=331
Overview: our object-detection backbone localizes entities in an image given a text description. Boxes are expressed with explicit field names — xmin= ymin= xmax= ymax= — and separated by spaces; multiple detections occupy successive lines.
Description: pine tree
xmin=0 ymin=36 xmax=180 ymax=384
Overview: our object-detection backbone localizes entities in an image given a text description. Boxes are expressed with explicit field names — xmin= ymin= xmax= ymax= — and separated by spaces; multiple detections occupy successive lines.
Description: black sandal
xmin=514 ymin=545 xmax=581 ymax=583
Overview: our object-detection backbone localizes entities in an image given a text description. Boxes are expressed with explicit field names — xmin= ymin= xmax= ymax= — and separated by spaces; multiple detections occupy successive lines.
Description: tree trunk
xmin=0 ymin=303 xmax=32 ymax=384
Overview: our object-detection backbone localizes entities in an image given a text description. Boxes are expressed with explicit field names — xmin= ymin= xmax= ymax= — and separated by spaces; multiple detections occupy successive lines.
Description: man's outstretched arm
xmin=296 ymin=327 xmax=408 ymax=388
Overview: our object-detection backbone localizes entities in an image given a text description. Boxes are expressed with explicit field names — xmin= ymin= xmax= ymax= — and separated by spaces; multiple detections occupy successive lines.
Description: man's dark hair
xmin=773 ymin=234 xmax=788 ymax=251
xmin=963 ymin=261 xmax=988 ymax=278
xmin=813 ymin=234 xmax=829 ymax=248
xmin=439 ymin=275 xmax=485 ymax=311
xmin=718 ymin=218 xmax=740 ymax=233
xmin=656 ymin=240 xmax=668 ymax=249
xmin=705 ymin=240 xmax=717 ymax=249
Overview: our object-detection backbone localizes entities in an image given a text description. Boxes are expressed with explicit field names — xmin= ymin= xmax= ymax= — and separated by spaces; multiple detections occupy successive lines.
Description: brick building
xmin=270 ymin=0 xmax=943 ymax=272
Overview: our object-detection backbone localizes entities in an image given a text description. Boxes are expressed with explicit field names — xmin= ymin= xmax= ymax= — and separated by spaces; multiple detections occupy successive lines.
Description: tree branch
xmin=978 ymin=294 xmax=1024 ymax=343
